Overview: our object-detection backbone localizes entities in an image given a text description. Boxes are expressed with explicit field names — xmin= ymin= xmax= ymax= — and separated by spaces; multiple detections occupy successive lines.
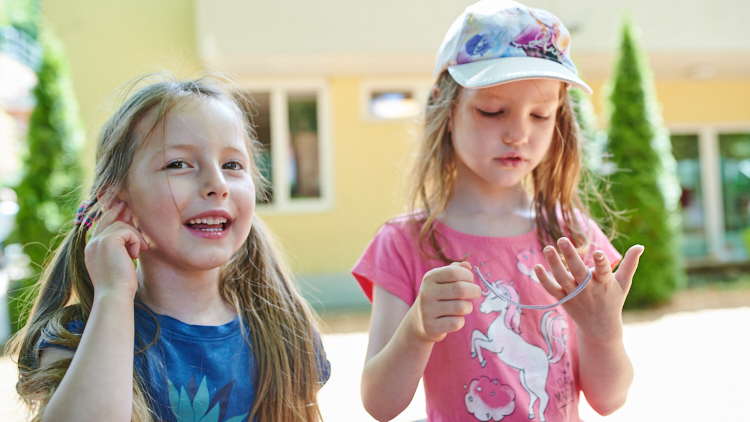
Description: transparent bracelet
xmin=473 ymin=265 xmax=591 ymax=310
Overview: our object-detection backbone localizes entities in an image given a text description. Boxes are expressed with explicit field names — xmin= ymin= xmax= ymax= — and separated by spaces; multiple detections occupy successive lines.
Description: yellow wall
xmin=588 ymin=80 xmax=750 ymax=125
xmin=41 ymin=1 xmax=750 ymax=279
xmin=260 ymin=77 xmax=414 ymax=274
xmin=43 ymin=0 xmax=200 ymax=173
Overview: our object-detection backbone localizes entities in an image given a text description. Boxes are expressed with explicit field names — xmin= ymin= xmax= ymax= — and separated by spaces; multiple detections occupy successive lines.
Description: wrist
xmin=577 ymin=325 xmax=624 ymax=350
xmin=93 ymin=287 xmax=136 ymax=308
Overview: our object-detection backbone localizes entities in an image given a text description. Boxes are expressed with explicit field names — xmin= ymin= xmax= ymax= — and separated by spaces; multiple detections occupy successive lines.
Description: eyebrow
xmin=150 ymin=143 xmax=250 ymax=163
xmin=479 ymin=93 xmax=559 ymax=105
xmin=159 ymin=143 xmax=249 ymax=155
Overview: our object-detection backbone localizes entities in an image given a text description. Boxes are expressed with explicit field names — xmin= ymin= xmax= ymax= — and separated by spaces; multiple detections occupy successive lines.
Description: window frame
xmin=236 ymin=78 xmax=333 ymax=214
xmin=360 ymin=79 xmax=433 ymax=122
xmin=669 ymin=122 xmax=750 ymax=263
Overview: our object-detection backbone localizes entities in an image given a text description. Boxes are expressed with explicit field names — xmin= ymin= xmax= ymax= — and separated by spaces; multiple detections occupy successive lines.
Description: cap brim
xmin=448 ymin=56 xmax=593 ymax=95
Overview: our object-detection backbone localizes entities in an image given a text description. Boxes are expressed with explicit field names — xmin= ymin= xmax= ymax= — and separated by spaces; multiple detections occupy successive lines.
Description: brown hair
xmin=6 ymin=74 xmax=325 ymax=422
xmin=406 ymin=72 xmax=602 ymax=262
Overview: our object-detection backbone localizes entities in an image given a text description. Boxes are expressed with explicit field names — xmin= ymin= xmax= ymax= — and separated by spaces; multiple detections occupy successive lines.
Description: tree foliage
xmin=605 ymin=20 xmax=684 ymax=308
xmin=0 ymin=0 xmax=38 ymax=38
xmin=7 ymin=28 xmax=83 ymax=331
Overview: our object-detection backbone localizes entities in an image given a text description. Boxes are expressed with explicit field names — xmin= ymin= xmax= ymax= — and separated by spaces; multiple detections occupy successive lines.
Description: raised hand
xmin=534 ymin=237 xmax=644 ymax=341
xmin=84 ymin=200 xmax=149 ymax=300
xmin=409 ymin=261 xmax=482 ymax=343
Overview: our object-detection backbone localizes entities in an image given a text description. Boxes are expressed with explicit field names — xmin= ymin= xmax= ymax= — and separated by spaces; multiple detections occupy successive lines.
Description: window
xmin=361 ymin=80 xmax=432 ymax=121
xmin=669 ymin=125 xmax=750 ymax=263
xmin=718 ymin=133 xmax=750 ymax=260
xmin=671 ymin=134 xmax=707 ymax=257
xmin=234 ymin=82 xmax=331 ymax=213
xmin=369 ymin=91 xmax=419 ymax=120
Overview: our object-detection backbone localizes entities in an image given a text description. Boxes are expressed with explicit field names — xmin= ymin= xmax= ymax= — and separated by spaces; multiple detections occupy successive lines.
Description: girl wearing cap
xmin=352 ymin=1 xmax=641 ymax=421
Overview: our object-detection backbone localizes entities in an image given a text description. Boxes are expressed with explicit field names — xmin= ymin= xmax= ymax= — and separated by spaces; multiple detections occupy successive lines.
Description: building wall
xmin=43 ymin=0 xmax=201 ymax=172
xmin=39 ymin=1 xmax=750 ymax=309
xmin=587 ymin=80 xmax=750 ymax=124
xmin=260 ymin=77 xmax=415 ymax=273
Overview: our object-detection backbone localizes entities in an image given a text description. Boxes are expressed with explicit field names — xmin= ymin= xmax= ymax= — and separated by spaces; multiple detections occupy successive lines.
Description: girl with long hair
xmin=8 ymin=74 xmax=329 ymax=422
xmin=353 ymin=1 xmax=642 ymax=420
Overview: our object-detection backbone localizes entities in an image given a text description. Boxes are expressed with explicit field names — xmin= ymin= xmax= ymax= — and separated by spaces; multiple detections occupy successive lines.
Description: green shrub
xmin=604 ymin=20 xmax=684 ymax=308
xmin=7 ymin=28 xmax=83 ymax=333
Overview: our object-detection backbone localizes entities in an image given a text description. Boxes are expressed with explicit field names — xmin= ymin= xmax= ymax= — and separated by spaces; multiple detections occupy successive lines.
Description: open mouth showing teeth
xmin=185 ymin=217 xmax=229 ymax=232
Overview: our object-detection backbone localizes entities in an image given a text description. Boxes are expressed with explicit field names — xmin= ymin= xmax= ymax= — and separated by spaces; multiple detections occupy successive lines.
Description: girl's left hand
xmin=534 ymin=237 xmax=645 ymax=342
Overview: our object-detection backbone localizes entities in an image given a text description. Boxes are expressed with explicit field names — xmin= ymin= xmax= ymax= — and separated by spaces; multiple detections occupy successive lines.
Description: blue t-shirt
xmin=42 ymin=305 xmax=330 ymax=422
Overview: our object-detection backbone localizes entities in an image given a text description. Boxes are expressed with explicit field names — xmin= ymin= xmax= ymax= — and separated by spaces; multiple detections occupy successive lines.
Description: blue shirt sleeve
xmin=38 ymin=319 xmax=85 ymax=351
xmin=315 ymin=331 xmax=331 ymax=386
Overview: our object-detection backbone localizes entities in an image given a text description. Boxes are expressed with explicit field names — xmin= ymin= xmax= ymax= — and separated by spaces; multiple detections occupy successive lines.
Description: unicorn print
xmin=470 ymin=280 xmax=568 ymax=422
xmin=515 ymin=248 xmax=545 ymax=283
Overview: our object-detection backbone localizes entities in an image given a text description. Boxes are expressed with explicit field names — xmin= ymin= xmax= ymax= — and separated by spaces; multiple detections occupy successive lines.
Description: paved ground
xmin=3 ymin=287 xmax=749 ymax=421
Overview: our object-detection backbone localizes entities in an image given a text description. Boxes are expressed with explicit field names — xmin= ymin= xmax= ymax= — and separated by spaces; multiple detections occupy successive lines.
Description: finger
xmin=433 ymin=298 xmax=474 ymax=317
xmin=123 ymin=225 xmax=149 ymax=259
xmin=557 ymin=237 xmax=589 ymax=282
xmin=614 ymin=245 xmax=645 ymax=292
xmin=433 ymin=315 xmax=466 ymax=334
xmin=450 ymin=261 xmax=472 ymax=271
xmin=435 ymin=281 xmax=481 ymax=301
xmin=592 ymin=250 xmax=613 ymax=284
xmin=427 ymin=265 xmax=474 ymax=285
xmin=543 ymin=245 xmax=576 ymax=293
xmin=90 ymin=201 xmax=125 ymax=237
xmin=534 ymin=264 xmax=566 ymax=301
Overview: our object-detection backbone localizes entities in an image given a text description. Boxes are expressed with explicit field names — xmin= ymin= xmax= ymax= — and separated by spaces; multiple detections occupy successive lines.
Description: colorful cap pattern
xmin=434 ymin=0 xmax=592 ymax=94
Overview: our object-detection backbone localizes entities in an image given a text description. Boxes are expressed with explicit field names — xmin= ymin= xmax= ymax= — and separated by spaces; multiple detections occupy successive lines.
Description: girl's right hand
xmin=409 ymin=261 xmax=481 ymax=343
xmin=84 ymin=201 xmax=148 ymax=300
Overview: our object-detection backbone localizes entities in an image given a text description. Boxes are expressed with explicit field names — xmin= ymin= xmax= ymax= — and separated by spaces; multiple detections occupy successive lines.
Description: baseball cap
xmin=434 ymin=0 xmax=592 ymax=94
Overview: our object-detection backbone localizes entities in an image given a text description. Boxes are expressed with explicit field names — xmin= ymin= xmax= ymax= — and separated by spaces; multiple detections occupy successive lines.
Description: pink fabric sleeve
xmin=351 ymin=222 xmax=420 ymax=306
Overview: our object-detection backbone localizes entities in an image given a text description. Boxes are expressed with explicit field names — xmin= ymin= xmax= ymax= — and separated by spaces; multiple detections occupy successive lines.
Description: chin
xmin=187 ymin=253 xmax=236 ymax=271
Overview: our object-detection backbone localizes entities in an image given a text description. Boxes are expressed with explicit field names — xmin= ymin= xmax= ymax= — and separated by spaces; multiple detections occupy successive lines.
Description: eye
xmin=165 ymin=160 xmax=189 ymax=169
xmin=223 ymin=161 xmax=244 ymax=171
xmin=532 ymin=113 xmax=551 ymax=120
xmin=477 ymin=108 xmax=503 ymax=117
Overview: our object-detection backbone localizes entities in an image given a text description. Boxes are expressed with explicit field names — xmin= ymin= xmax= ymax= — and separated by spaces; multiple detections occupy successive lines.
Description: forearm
xmin=577 ymin=328 xmax=633 ymax=416
xmin=362 ymin=307 xmax=433 ymax=422
xmin=43 ymin=291 xmax=135 ymax=422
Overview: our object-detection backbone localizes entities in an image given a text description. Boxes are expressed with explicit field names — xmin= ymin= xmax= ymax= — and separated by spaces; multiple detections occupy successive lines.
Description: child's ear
xmin=430 ymin=85 xmax=441 ymax=102
xmin=96 ymin=189 xmax=124 ymax=211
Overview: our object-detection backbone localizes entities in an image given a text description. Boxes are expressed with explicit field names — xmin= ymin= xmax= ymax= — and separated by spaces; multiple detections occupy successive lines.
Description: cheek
xmin=233 ymin=181 xmax=256 ymax=213
xmin=127 ymin=176 xmax=184 ymax=223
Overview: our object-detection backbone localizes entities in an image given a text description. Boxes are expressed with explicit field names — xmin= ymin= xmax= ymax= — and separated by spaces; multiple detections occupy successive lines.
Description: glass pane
xmin=235 ymin=91 xmax=272 ymax=203
xmin=287 ymin=93 xmax=320 ymax=198
xmin=718 ymin=133 xmax=750 ymax=260
xmin=369 ymin=91 xmax=419 ymax=119
xmin=671 ymin=134 xmax=707 ymax=257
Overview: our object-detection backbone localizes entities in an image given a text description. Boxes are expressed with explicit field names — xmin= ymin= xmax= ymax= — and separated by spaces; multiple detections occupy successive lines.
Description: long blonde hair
xmin=7 ymin=74 xmax=325 ymax=422
xmin=406 ymin=72 xmax=597 ymax=262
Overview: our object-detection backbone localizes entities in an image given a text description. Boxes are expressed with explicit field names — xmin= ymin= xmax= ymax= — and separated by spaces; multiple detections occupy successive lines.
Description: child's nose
xmin=501 ymin=117 xmax=529 ymax=146
xmin=201 ymin=168 xmax=229 ymax=199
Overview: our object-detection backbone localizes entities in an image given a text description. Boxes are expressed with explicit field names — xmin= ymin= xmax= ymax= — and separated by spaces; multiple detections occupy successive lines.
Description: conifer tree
xmin=605 ymin=20 xmax=683 ymax=308
xmin=7 ymin=28 xmax=83 ymax=332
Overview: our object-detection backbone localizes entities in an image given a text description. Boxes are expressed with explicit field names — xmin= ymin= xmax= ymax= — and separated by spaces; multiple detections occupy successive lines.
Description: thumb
xmin=451 ymin=261 xmax=472 ymax=270
xmin=614 ymin=245 xmax=645 ymax=291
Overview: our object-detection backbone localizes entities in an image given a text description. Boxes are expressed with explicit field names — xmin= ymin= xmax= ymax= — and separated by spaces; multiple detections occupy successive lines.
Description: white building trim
xmin=669 ymin=122 xmax=750 ymax=262
xmin=235 ymin=77 xmax=334 ymax=214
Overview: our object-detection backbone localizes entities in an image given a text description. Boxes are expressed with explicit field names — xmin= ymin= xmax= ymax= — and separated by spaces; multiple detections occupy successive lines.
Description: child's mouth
xmin=185 ymin=217 xmax=229 ymax=232
xmin=495 ymin=156 xmax=525 ymax=167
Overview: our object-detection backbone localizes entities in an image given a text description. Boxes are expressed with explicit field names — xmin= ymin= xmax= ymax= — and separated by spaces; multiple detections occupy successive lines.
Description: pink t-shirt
xmin=352 ymin=215 xmax=621 ymax=422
